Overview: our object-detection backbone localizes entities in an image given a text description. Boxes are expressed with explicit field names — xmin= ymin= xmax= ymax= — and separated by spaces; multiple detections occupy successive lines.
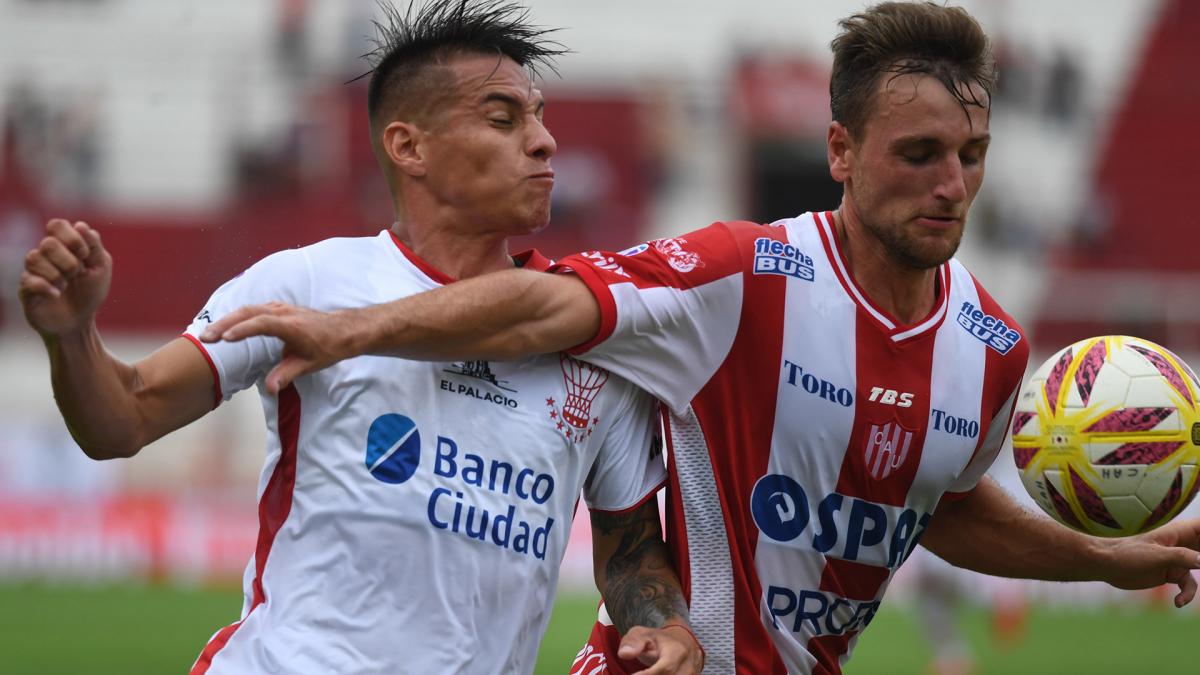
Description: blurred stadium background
xmin=1 ymin=0 xmax=1197 ymax=673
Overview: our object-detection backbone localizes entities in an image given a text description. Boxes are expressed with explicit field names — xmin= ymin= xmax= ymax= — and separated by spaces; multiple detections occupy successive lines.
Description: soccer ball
xmin=1011 ymin=336 xmax=1200 ymax=537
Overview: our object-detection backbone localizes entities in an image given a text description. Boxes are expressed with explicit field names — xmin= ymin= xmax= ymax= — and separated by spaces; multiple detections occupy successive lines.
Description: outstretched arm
xmin=200 ymin=267 xmax=599 ymax=393
xmin=19 ymin=219 xmax=216 ymax=458
xmin=592 ymin=500 xmax=704 ymax=674
xmin=921 ymin=476 xmax=1200 ymax=607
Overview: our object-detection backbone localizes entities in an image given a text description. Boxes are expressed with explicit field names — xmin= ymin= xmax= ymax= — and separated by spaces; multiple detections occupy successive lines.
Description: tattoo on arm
xmin=592 ymin=503 xmax=689 ymax=634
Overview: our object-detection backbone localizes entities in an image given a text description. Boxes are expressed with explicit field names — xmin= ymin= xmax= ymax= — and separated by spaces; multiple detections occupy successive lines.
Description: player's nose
xmin=933 ymin=155 xmax=968 ymax=203
xmin=527 ymin=117 xmax=557 ymax=161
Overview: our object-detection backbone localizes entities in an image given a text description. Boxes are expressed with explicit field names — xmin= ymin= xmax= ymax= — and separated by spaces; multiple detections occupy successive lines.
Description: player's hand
xmin=199 ymin=302 xmax=358 ymax=394
xmin=618 ymin=624 xmax=705 ymax=674
xmin=19 ymin=219 xmax=112 ymax=338
xmin=1100 ymin=517 xmax=1200 ymax=607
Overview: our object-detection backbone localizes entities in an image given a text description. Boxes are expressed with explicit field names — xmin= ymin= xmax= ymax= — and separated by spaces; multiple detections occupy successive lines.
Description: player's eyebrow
xmin=481 ymin=92 xmax=544 ymax=115
xmin=890 ymin=133 xmax=991 ymax=150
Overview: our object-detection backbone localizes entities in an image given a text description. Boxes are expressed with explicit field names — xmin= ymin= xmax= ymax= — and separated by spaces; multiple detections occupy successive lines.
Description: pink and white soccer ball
xmin=1011 ymin=336 xmax=1200 ymax=536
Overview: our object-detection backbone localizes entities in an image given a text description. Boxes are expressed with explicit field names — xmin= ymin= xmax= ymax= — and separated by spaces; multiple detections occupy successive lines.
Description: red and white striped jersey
xmin=558 ymin=212 xmax=1029 ymax=674
xmin=181 ymin=231 xmax=665 ymax=675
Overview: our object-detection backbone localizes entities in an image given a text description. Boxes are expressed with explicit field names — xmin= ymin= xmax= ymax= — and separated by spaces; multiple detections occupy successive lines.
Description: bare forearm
xmin=592 ymin=508 xmax=690 ymax=633
xmin=603 ymin=540 xmax=690 ymax=632
xmin=921 ymin=476 xmax=1105 ymax=581
xmin=24 ymin=220 xmax=211 ymax=458
xmin=349 ymin=268 xmax=598 ymax=361
xmin=43 ymin=330 xmax=213 ymax=459
xmin=199 ymin=269 xmax=602 ymax=395
xmin=44 ymin=325 xmax=149 ymax=459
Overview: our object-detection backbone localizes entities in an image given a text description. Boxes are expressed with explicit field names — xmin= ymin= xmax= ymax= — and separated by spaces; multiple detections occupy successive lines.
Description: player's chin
xmin=527 ymin=197 xmax=553 ymax=231
xmin=904 ymin=235 xmax=960 ymax=268
xmin=917 ymin=221 xmax=962 ymax=246
xmin=514 ymin=207 xmax=552 ymax=236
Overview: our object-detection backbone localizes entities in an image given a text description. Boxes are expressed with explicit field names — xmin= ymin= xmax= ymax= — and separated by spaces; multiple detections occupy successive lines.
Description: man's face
xmin=836 ymin=72 xmax=990 ymax=269
xmin=419 ymin=54 xmax=557 ymax=236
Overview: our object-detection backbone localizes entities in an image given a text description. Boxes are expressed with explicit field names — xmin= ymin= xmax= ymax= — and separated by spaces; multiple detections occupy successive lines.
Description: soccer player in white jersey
xmin=16 ymin=1 xmax=706 ymax=673
xmin=201 ymin=2 xmax=1200 ymax=674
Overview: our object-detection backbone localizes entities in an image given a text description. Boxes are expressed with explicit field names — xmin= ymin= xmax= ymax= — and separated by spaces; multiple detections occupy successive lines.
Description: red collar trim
xmin=389 ymin=231 xmax=457 ymax=284
xmin=512 ymin=248 xmax=554 ymax=272
xmin=388 ymin=230 xmax=553 ymax=281
xmin=814 ymin=211 xmax=951 ymax=342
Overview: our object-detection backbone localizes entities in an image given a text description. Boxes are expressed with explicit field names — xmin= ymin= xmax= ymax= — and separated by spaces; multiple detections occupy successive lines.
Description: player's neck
xmin=390 ymin=221 xmax=514 ymax=280
xmin=832 ymin=207 xmax=939 ymax=326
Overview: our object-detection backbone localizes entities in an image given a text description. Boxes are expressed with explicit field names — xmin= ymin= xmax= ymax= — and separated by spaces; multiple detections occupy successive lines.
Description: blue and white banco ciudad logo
xmin=364 ymin=413 xmax=556 ymax=560
xmin=365 ymin=414 xmax=422 ymax=484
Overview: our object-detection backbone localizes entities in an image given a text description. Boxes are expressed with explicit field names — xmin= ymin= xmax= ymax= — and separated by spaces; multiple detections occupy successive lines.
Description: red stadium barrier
xmin=0 ymin=496 xmax=258 ymax=584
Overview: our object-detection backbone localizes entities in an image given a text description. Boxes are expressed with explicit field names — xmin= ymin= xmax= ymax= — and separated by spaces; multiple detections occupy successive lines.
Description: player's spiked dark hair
xmin=830 ymin=1 xmax=995 ymax=136
xmin=362 ymin=0 xmax=566 ymax=131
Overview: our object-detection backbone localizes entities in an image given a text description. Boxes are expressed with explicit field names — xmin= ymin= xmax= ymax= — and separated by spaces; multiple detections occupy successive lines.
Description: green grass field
xmin=1 ymin=583 xmax=1197 ymax=673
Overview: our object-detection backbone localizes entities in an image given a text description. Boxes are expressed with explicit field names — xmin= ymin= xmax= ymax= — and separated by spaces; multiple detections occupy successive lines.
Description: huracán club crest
xmin=546 ymin=355 xmax=610 ymax=442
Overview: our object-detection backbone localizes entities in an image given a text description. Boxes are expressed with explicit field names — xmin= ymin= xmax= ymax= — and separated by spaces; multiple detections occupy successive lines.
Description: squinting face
xmin=837 ymin=73 xmax=990 ymax=269
xmin=420 ymin=54 xmax=557 ymax=235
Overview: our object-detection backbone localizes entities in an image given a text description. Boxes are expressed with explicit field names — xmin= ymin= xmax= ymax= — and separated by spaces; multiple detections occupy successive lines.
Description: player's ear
xmin=383 ymin=120 xmax=426 ymax=177
xmin=828 ymin=121 xmax=854 ymax=184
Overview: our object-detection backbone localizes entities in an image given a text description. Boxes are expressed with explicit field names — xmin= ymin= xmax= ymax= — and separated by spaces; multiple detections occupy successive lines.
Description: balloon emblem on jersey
xmin=546 ymin=355 xmax=609 ymax=442
xmin=365 ymin=414 xmax=422 ymax=484
xmin=1011 ymin=336 xmax=1200 ymax=536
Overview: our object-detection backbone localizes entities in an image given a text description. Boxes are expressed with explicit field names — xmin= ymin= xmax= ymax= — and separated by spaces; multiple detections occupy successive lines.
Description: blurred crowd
xmin=1 ymin=0 xmax=1197 ymax=598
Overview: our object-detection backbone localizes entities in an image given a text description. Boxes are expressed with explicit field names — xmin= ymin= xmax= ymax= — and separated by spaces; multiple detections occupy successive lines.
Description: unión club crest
xmin=864 ymin=420 xmax=914 ymax=480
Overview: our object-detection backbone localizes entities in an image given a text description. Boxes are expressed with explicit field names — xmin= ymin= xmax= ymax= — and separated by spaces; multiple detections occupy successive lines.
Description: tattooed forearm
xmin=605 ymin=540 xmax=690 ymax=633
xmin=592 ymin=503 xmax=690 ymax=634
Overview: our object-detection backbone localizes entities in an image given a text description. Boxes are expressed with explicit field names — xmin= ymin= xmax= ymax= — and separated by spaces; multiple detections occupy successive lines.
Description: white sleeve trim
xmin=579 ymin=273 xmax=743 ymax=416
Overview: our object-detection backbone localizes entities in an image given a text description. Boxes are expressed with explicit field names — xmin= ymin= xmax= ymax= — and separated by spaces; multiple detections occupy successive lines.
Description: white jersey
xmin=560 ymin=213 xmax=1028 ymax=674
xmin=184 ymin=231 xmax=665 ymax=675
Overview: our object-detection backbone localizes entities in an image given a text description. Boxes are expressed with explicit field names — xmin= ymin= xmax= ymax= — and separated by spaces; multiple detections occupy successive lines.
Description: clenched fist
xmin=18 ymin=219 xmax=113 ymax=338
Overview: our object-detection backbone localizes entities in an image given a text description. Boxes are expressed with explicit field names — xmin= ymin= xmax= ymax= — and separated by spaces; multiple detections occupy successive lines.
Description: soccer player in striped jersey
xmin=17 ymin=1 xmax=703 ymax=673
xmin=202 ymin=2 xmax=1200 ymax=673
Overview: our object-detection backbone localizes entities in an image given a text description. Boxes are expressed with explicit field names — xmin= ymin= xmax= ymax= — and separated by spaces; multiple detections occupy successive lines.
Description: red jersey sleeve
xmin=945 ymin=290 xmax=1032 ymax=498
xmin=550 ymin=222 xmax=751 ymax=414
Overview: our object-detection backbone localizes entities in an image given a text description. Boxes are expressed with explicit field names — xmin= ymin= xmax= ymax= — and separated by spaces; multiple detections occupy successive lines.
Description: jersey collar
xmin=814 ymin=211 xmax=951 ymax=343
xmin=387 ymin=230 xmax=552 ymax=282
xmin=512 ymin=249 xmax=554 ymax=272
